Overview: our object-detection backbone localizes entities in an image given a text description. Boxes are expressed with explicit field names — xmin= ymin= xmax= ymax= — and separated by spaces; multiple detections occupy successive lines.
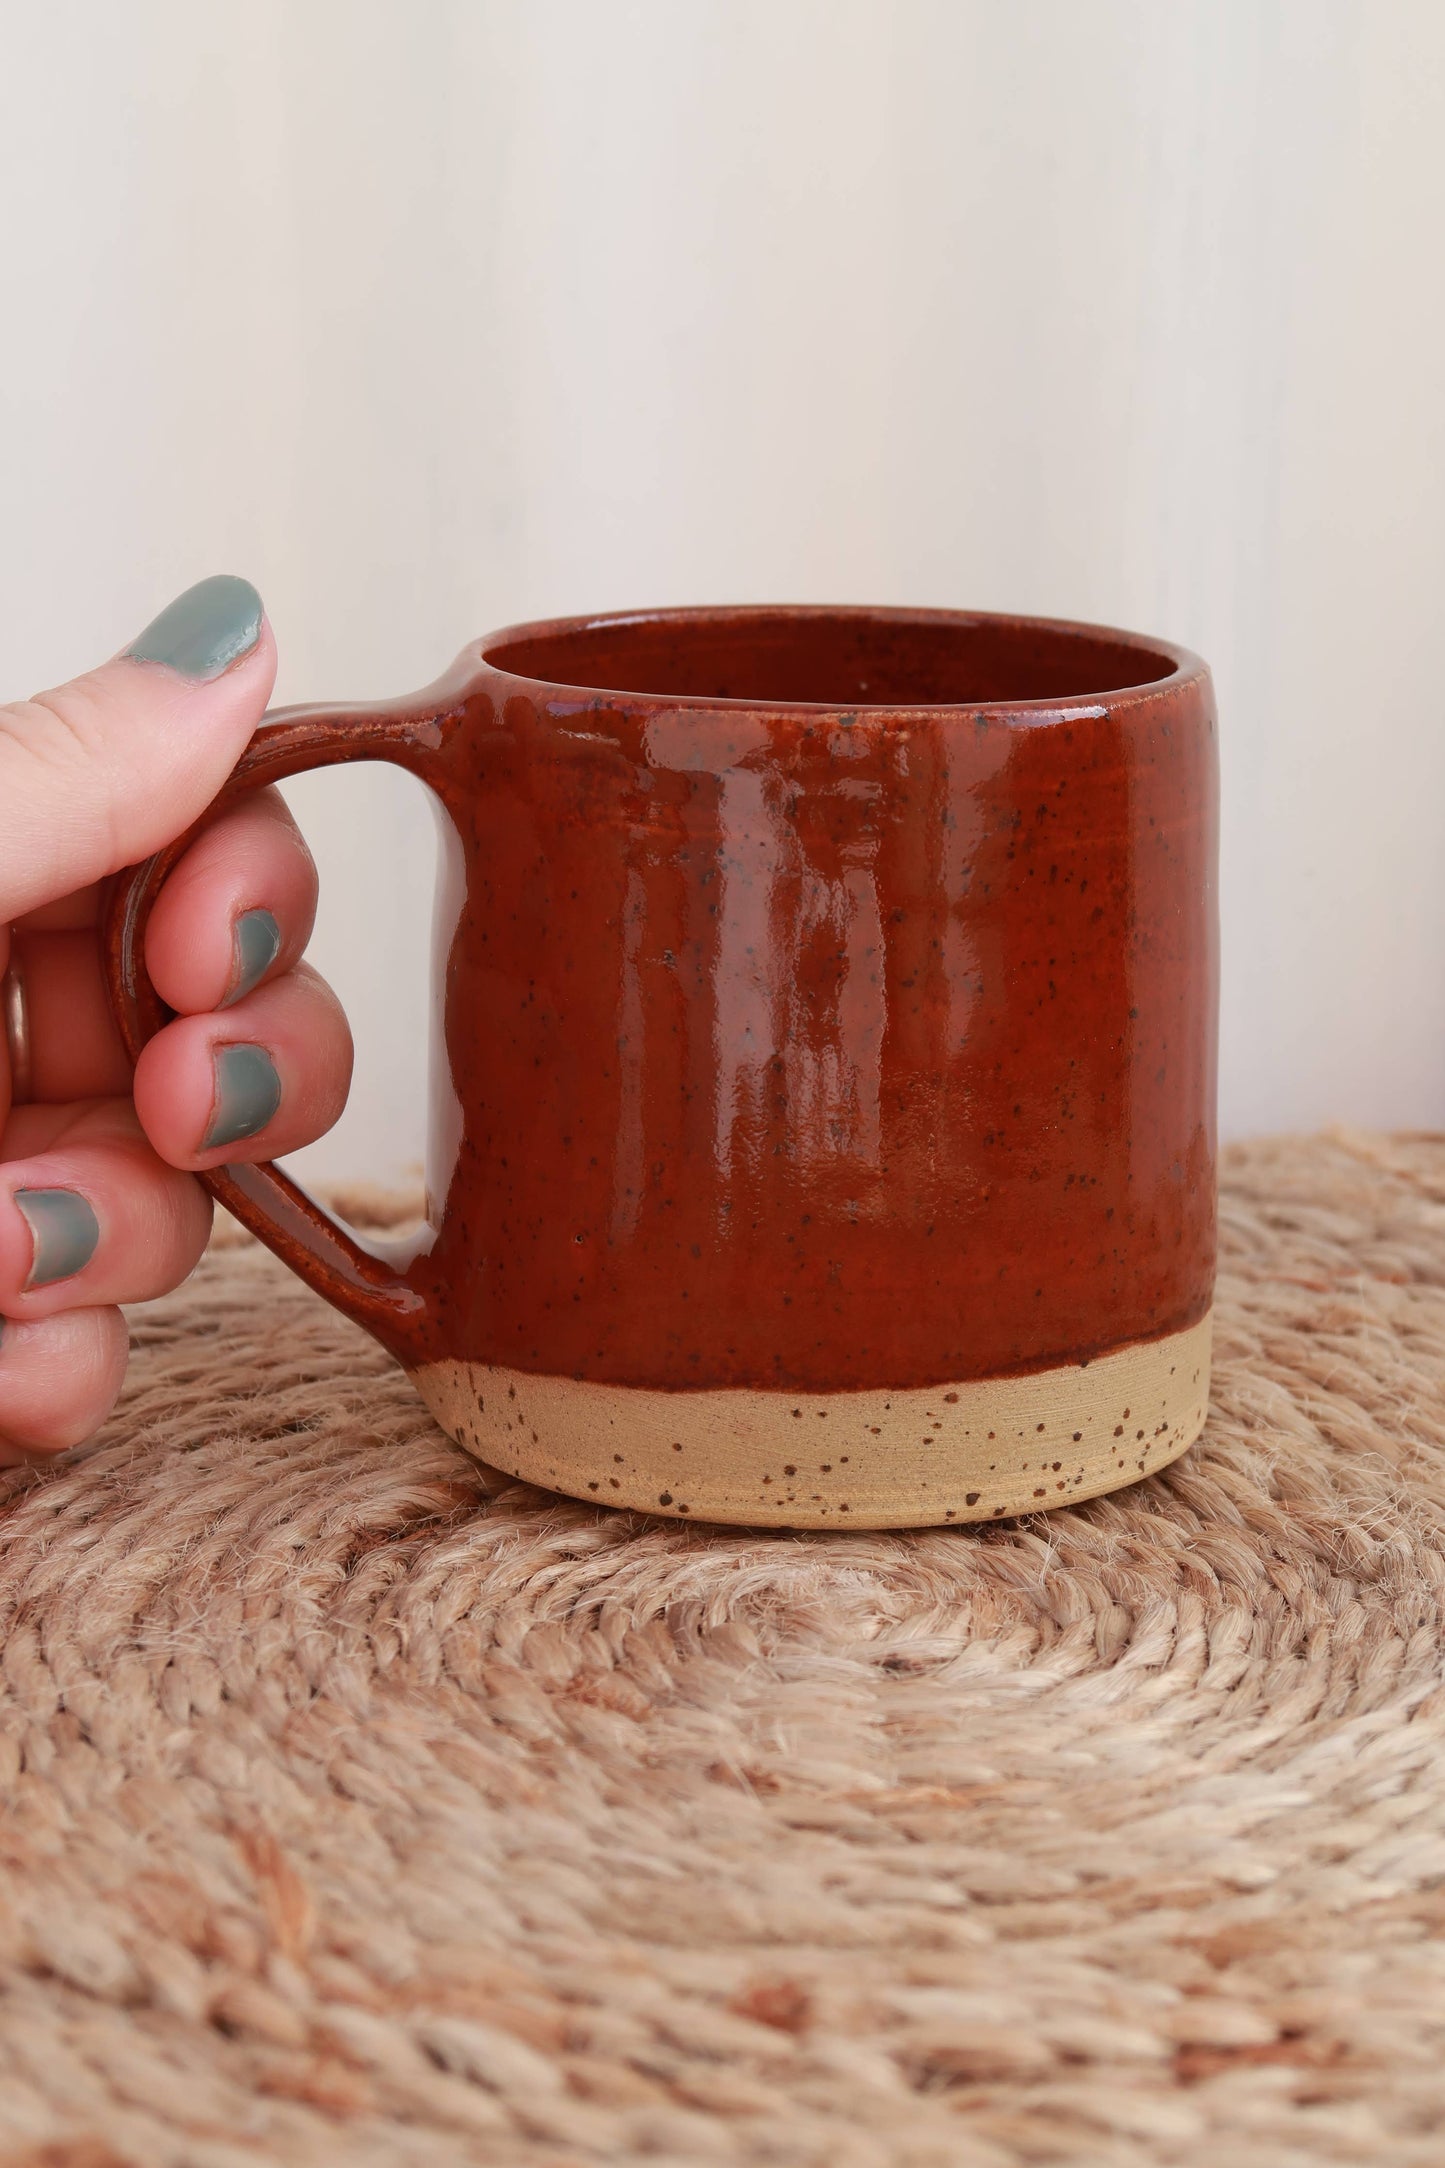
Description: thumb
xmin=0 ymin=575 xmax=277 ymax=923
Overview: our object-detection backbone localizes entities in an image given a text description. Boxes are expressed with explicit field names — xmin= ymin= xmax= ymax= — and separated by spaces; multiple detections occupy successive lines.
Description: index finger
xmin=13 ymin=883 xmax=107 ymax=934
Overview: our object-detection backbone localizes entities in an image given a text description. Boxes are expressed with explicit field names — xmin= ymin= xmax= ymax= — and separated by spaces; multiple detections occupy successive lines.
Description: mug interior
xmin=482 ymin=607 xmax=1182 ymax=708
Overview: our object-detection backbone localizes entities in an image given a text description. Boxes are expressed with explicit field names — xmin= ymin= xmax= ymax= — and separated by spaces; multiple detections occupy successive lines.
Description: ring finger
xmin=0 ymin=1100 xmax=211 ymax=1319
xmin=131 ymin=960 xmax=352 ymax=1171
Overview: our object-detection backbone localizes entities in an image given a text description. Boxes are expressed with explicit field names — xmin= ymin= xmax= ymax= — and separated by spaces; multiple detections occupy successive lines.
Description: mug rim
xmin=472 ymin=602 xmax=1208 ymax=717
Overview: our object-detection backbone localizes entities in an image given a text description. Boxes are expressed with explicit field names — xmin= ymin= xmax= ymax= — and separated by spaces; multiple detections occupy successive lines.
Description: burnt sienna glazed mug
xmin=106 ymin=606 xmax=1218 ymax=1528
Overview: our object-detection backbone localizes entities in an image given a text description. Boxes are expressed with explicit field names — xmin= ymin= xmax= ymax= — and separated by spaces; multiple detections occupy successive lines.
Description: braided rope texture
xmin=0 ymin=1133 xmax=1443 ymax=2168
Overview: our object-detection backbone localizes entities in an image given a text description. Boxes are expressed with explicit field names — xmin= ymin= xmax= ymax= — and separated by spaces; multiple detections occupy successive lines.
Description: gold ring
xmin=3 ymin=938 xmax=32 ymax=1105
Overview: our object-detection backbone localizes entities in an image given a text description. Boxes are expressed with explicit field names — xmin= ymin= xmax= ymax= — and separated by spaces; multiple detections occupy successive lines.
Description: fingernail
xmin=223 ymin=909 xmax=281 ymax=1008
xmin=124 ymin=574 xmax=263 ymax=681
xmin=16 ymin=1189 xmax=101 ymax=1290
xmin=205 ymin=1043 xmax=282 ymax=1152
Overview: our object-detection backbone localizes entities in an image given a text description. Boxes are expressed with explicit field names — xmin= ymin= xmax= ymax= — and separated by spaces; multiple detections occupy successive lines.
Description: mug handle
xmin=102 ymin=698 xmax=452 ymax=1365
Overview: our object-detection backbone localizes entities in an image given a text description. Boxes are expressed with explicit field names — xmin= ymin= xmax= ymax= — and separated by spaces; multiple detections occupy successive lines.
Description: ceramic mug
xmin=106 ymin=606 xmax=1218 ymax=1527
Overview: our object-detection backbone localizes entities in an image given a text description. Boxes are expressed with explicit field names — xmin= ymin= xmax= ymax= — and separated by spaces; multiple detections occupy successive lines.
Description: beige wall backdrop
xmin=2 ymin=0 xmax=1442 ymax=1185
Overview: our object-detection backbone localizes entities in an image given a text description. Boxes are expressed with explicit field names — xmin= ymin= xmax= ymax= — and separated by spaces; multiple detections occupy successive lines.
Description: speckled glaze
xmin=106 ymin=606 xmax=1219 ymax=1526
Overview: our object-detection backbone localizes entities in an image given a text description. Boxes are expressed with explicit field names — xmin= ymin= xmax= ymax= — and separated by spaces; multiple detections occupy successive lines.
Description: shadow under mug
xmin=106 ymin=605 xmax=1218 ymax=1528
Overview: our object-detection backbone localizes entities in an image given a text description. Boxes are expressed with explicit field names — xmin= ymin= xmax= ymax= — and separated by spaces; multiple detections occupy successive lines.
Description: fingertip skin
xmin=0 ymin=1305 xmax=131 ymax=1458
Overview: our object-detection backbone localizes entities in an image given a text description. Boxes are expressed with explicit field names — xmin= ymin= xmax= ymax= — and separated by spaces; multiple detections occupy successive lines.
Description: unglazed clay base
xmin=413 ymin=1311 xmax=1212 ymax=1528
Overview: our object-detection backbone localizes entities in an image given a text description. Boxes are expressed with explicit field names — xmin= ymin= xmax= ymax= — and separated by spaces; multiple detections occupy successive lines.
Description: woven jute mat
xmin=1 ymin=1134 xmax=1444 ymax=2168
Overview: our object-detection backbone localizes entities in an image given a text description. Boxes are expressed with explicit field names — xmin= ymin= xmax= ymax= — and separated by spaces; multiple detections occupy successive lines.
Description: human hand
xmin=0 ymin=577 xmax=352 ymax=1461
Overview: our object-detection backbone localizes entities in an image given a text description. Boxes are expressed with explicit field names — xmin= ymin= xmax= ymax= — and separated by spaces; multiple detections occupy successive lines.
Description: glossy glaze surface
xmin=107 ymin=606 xmax=1219 ymax=1410
xmin=406 ymin=608 xmax=1217 ymax=1391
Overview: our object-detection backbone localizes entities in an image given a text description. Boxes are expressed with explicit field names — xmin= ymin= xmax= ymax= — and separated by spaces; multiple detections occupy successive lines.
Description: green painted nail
xmin=223 ymin=908 xmax=282 ymax=1008
xmin=205 ymin=1043 xmax=282 ymax=1152
xmin=125 ymin=574 xmax=263 ymax=681
xmin=16 ymin=1189 xmax=100 ymax=1290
